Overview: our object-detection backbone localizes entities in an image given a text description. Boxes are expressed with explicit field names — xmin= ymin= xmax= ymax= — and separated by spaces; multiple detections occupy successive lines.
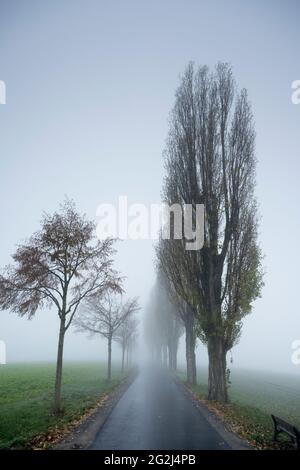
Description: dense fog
xmin=0 ymin=0 xmax=299 ymax=376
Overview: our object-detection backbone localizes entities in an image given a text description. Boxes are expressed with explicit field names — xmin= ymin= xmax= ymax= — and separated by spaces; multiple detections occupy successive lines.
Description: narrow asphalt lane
xmin=91 ymin=367 xmax=230 ymax=450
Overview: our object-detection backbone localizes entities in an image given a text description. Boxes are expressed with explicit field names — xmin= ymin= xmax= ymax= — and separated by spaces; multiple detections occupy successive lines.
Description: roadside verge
xmin=53 ymin=370 xmax=137 ymax=450
xmin=175 ymin=377 xmax=252 ymax=450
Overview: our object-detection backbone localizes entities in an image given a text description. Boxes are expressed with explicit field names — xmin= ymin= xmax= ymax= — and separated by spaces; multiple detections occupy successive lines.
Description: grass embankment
xmin=178 ymin=368 xmax=300 ymax=450
xmin=0 ymin=362 xmax=126 ymax=449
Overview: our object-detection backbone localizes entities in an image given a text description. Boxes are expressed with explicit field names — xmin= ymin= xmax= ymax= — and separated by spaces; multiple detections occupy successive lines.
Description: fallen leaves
xmin=29 ymin=394 xmax=109 ymax=450
xmin=185 ymin=383 xmax=295 ymax=450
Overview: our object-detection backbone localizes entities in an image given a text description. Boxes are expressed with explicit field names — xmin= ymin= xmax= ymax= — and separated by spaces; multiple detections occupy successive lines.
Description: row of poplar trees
xmin=156 ymin=62 xmax=264 ymax=403
xmin=0 ymin=199 xmax=139 ymax=414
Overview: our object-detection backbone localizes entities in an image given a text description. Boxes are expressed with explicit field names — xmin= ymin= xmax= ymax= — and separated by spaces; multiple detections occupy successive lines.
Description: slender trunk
xmin=185 ymin=312 xmax=197 ymax=385
xmin=53 ymin=316 xmax=66 ymax=414
xmin=121 ymin=343 xmax=125 ymax=372
xmin=207 ymin=335 xmax=228 ymax=403
xmin=126 ymin=343 xmax=129 ymax=367
xmin=173 ymin=338 xmax=178 ymax=371
xmin=129 ymin=345 xmax=133 ymax=366
xmin=107 ymin=334 xmax=112 ymax=381
xmin=168 ymin=343 xmax=173 ymax=370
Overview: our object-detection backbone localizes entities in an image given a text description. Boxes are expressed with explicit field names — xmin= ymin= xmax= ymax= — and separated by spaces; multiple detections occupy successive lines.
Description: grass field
xmin=0 ymin=362 xmax=126 ymax=449
xmin=179 ymin=367 xmax=300 ymax=449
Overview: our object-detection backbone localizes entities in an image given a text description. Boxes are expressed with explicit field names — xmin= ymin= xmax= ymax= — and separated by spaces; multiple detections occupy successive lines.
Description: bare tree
xmin=0 ymin=199 xmax=121 ymax=413
xmin=158 ymin=63 xmax=263 ymax=402
xmin=75 ymin=293 xmax=139 ymax=380
xmin=144 ymin=274 xmax=183 ymax=372
xmin=115 ymin=313 xmax=139 ymax=372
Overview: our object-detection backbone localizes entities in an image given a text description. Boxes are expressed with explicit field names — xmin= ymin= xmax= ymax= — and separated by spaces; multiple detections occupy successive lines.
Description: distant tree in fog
xmin=115 ymin=311 xmax=139 ymax=371
xmin=144 ymin=275 xmax=183 ymax=371
xmin=157 ymin=62 xmax=263 ymax=402
xmin=0 ymin=199 xmax=121 ymax=413
xmin=75 ymin=293 xmax=139 ymax=380
xmin=158 ymin=265 xmax=197 ymax=382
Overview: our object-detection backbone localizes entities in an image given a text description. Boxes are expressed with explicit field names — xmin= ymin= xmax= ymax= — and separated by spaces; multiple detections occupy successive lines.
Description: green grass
xmin=0 ymin=362 xmax=126 ymax=449
xmin=178 ymin=367 xmax=300 ymax=449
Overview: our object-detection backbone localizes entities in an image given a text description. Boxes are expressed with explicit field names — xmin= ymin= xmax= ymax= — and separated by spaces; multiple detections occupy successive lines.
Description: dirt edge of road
xmin=175 ymin=378 xmax=252 ymax=450
xmin=53 ymin=370 xmax=137 ymax=450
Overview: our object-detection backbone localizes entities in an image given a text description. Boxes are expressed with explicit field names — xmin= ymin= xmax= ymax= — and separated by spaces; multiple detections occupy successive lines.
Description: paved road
xmin=91 ymin=367 xmax=230 ymax=450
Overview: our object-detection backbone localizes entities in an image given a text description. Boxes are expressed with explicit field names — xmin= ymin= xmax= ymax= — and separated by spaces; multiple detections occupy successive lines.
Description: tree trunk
xmin=107 ymin=334 xmax=112 ymax=381
xmin=173 ymin=338 xmax=178 ymax=371
xmin=156 ymin=345 xmax=162 ymax=365
xmin=162 ymin=344 xmax=168 ymax=367
xmin=207 ymin=335 xmax=228 ymax=403
xmin=185 ymin=313 xmax=197 ymax=385
xmin=126 ymin=344 xmax=129 ymax=367
xmin=174 ymin=346 xmax=177 ymax=370
xmin=53 ymin=316 xmax=66 ymax=414
xmin=121 ymin=343 xmax=125 ymax=372
xmin=168 ymin=339 xmax=178 ymax=371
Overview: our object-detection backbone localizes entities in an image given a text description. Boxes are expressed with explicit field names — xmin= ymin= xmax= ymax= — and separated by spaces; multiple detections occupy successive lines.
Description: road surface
xmin=91 ymin=367 xmax=230 ymax=450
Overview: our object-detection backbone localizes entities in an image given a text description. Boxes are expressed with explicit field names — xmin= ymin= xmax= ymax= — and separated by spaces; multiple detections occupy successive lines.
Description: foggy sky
xmin=0 ymin=0 xmax=299 ymax=373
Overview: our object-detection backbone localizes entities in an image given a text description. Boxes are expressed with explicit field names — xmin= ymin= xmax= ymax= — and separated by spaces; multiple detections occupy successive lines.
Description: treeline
xmin=153 ymin=62 xmax=263 ymax=403
xmin=144 ymin=271 xmax=183 ymax=370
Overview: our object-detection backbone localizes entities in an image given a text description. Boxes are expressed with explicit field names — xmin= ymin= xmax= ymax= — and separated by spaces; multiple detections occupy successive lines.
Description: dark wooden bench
xmin=271 ymin=414 xmax=300 ymax=450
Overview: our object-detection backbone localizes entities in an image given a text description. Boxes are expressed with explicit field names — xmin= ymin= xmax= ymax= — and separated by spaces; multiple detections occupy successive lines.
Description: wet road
xmin=91 ymin=367 xmax=230 ymax=450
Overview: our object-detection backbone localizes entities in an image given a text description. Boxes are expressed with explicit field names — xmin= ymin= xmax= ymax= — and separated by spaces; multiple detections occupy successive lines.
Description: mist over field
xmin=0 ymin=0 xmax=299 ymax=378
